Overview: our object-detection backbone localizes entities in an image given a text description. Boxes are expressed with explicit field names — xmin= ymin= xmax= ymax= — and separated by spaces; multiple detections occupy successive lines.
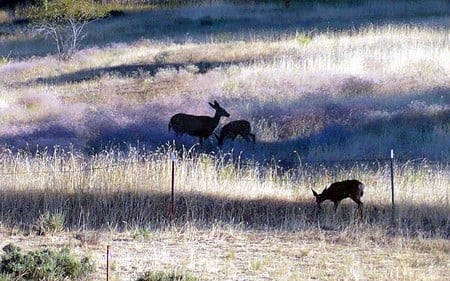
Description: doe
xmin=311 ymin=179 xmax=364 ymax=215
xmin=168 ymin=100 xmax=230 ymax=146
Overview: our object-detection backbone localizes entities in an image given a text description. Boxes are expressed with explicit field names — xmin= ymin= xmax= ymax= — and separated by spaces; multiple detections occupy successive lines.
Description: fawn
xmin=214 ymin=120 xmax=255 ymax=146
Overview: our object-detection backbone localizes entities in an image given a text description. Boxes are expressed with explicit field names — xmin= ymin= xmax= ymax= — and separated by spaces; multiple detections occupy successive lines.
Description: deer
xmin=168 ymin=100 xmax=230 ymax=146
xmin=214 ymin=120 xmax=255 ymax=147
xmin=311 ymin=179 xmax=364 ymax=216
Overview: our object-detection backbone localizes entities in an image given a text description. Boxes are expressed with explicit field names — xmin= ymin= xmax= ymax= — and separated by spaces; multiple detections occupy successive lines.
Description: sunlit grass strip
xmin=0 ymin=146 xmax=448 ymax=236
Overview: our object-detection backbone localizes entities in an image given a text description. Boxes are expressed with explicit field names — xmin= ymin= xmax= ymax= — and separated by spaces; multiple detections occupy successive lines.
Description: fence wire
xmin=0 ymin=154 xmax=448 ymax=180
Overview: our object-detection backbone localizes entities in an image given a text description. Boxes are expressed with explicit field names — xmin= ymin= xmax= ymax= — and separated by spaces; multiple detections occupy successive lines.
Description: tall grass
xmin=0 ymin=145 xmax=448 ymax=238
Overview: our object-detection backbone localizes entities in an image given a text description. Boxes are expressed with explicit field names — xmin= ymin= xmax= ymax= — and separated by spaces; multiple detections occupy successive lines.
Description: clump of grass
xmin=154 ymin=50 xmax=171 ymax=64
xmin=338 ymin=76 xmax=374 ymax=97
xmin=295 ymin=32 xmax=312 ymax=46
xmin=0 ymin=9 xmax=13 ymax=24
xmin=36 ymin=211 xmax=65 ymax=235
xmin=137 ymin=270 xmax=199 ymax=281
xmin=0 ymin=56 xmax=9 ymax=65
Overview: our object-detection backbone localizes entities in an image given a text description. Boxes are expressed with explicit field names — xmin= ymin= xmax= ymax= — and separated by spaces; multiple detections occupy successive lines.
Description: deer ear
xmin=209 ymin=102 xmax=214 ymax=108
xmin=311 ymin=189 xmax=318 ymax=197
xmin=214 ymin=100 xmax=219 ymax=106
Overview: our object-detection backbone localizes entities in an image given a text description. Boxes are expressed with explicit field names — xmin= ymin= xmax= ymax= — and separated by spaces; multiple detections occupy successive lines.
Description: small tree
xmin=26 ymin=0 xmax=109 ymax=60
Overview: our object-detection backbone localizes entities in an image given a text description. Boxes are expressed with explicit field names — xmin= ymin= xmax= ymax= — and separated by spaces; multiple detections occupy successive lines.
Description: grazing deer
xmin=214 ymin=120 xmax=255 ymax=146
xmin=311 ymin=179 xmax=364 ymax=215
xmin=168 ymin=100 xmax=230 ymax=145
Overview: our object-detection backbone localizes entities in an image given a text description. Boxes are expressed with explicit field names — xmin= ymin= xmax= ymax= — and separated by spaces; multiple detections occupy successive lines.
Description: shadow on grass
xmin=24 ymin=59 xmax=258 ymax=86
xmin=0 ymin=188 xmax=448 ymax=238
xmin=0 ymin=90 xmax=448 ymax=161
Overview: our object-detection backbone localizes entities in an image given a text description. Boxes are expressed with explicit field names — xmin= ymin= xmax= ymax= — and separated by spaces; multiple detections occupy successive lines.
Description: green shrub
xmin=0 ymin=243 xmax=94 ymax=281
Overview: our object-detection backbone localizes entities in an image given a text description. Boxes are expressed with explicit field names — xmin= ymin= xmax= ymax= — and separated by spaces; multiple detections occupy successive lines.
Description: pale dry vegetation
xmin=0 ymin=146 xmax=448 ymax=280
xmin=1 ymin=24 xmax=448 ymax=159
xmin=0 ymin=1 xmax=449 ymax=280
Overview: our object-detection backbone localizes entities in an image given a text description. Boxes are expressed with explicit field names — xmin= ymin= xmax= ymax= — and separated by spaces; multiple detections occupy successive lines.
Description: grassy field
xmin=0 ymin=1 xmax=449 ymax=280
xmin=0 ymin=148 xmax=448 ymax=280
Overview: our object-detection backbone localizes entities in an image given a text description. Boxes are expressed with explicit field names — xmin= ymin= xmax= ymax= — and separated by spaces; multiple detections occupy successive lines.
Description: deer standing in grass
xmin=311 ymin=179 xmax=364 ymax=216
xmin=168 ymin=100 xmax=230 ymax=146
xmin=214 ymin=120 xmax=255 ymax=146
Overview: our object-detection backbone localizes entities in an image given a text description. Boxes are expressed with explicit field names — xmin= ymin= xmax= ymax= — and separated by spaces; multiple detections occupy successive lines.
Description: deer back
xmin=322 ymin=180 xmax=364 ymax=202
xmin=169 ymin=114 xmax=217 ymax=137
xmin=221 ymin=120 xmax=251 ymax=138
xmin=169 ymin=100 xmax=230 ymax=138
xmin=215 ymin=120 xmax=252 ymax=145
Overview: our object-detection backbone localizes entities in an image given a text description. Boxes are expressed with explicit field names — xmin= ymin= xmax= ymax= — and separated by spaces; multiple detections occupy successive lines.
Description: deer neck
xmin=212 ymin=112 xmax=222 ymax=127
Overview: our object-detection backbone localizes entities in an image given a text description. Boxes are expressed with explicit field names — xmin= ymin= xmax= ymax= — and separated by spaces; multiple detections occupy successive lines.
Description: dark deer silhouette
xmin=214 ymin=120 xmax=255 ymax=146
xmin=311 ymin=179 xmax=364 ymax=215
xmin=168 ymin=100 xmax=230 ymax=145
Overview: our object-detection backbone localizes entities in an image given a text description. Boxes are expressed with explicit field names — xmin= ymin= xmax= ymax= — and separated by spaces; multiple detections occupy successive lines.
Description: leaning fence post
xmin=390 ymin=149 xmax=396 ymax=225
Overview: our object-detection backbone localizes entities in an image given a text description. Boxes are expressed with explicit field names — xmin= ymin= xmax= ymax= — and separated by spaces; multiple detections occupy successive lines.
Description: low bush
xmin=0 ymin=243 xmax=94 ymax=281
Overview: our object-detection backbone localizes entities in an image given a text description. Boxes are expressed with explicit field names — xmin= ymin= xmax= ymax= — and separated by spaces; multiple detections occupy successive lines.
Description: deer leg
xmin=333 ymin=201 xmax=339 ymax=213
xmin=243 ymin=135 xmax=251 ymax=143
xmin=351 ymin=197 xmax=363 ymax=209
xmin=358 ymin=201 xmax=364 ymax=218
xmin=352 ymin=198 xmax=364 ymax=218
xmin=250 ymin=133 xmax=255 ymax=144
xmin=315 ymin=203 xmax=322 ymax=215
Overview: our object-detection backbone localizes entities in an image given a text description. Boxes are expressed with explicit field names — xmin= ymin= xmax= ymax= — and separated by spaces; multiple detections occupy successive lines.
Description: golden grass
xmin=0 ymin=3 xmax=449 ymax=280
xmin=0 ymin=147 xmax=447 ymax=229
xmin=0 ymin=144 xmax=446 ymax=280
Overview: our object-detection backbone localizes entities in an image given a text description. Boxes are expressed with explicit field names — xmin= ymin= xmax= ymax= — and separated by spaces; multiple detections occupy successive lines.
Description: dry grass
xmin=1 ymin=224 xmax=449 ymax=281
xmin=0 ymin=1 xmax=449 ymax=280
xmin=1 ymin=23 xmax=448 ymax=160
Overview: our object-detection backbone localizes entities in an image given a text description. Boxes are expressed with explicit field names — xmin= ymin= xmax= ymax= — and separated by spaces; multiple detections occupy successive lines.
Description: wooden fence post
xmin=106 ymin=245 xmax=110 ymax=281
xmin=390 ymin=149 xmax=396 ymax=225
xmin=170 ymin=152 xmax=177 ymax=218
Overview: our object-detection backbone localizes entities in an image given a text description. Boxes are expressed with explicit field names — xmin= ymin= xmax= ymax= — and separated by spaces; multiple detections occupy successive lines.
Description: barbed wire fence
xmin=4 ymin=150 xmax=450 ymax=213
xmin=0 ymin=149 xmax=449 ymax=181
xmin=0 ymin=148 xmax=449 ymax=218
